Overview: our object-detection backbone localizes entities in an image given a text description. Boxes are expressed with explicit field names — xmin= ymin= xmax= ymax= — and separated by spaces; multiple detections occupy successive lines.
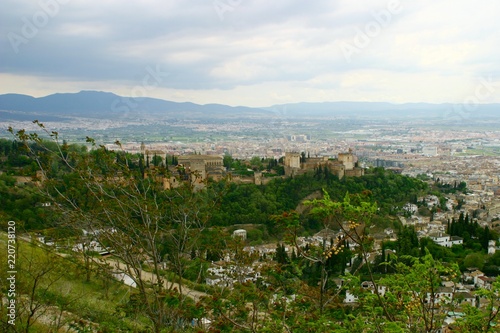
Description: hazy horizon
xmin=4 ymin=89 xmax=500 ymax=109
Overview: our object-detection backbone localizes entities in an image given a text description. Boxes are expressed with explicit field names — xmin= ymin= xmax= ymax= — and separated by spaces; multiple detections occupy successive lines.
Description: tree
xmin=161 ymin=181 xmax=222 ymax=295
xmin=397 ymin=225 xmax=419 ymax=256
xmin=151 ymin=153 xmax=162 ymax=167
xmin=223 ymin=153 xmax=233 ymax=169
xmin=249 ymin=156 xmax=263 ymax=171
xmin=10 ymin=124 xmax=223 ymax=332
xmin=274 ymin=243 xmax=289 ymax=265
xmin=463 ymin=252 xmax=486 ymax=271
xmin=344 ymin=252 xmax=461 ymax=332
xmin=454 ymin=280 xmax=500 ymax=332
xmin=0 ymin=239 xmax=64 ymax=333
xmin=274 ymin=190 xmax=377 ymax=315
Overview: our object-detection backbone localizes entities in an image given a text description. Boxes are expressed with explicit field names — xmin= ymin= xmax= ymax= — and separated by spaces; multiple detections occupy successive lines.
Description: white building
xmin=429 ymin=233 xmax=463 ymax=247
xmin=345 ymin=281 xmax=386 ymax=304
xmin=72 ymin=240 xmax=106 ymax=254
xmin=425 ymin=287 xmax=453 ymax=305
xmin=403 ymin=203 xmax=418 ymax=214
xmin=454 ymin=291 xmax=476 ymax=308
xmin=488 ymin=240 xmax=496 ymax=255
xmin=232 ymin=229 xmax=247 ymax=240
xmin=422 ymin=146 xmax=438 ymax=157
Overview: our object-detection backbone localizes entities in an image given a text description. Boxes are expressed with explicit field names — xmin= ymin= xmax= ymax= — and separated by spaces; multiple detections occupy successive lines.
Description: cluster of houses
xmin=400 ymin=193 xmax=500 ymax=255
xmin=343 ymin=269 xmax=497 ymax=331
xmin=206 ymin=227 xmax=357 ymax=289
xmin=206 ymin=263 xmax=264 ymax=288
xmin=35 ymin=228 xmax=115 ymax=255
xmin=206 ymin=230 xmax=497 ymax=331
xmin=203 ymin=220 xmax=498 ymax=331
xmin=344 ymin=270 xmax=495 ymax=306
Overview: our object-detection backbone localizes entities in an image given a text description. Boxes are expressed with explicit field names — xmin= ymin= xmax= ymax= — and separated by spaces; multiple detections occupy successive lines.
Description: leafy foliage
xmin=2 ymin=129 xmax=499 ymax=332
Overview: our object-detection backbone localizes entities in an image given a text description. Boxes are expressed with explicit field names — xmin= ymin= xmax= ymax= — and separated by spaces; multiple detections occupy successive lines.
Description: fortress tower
xmin=284 ymin=149 xmax=364 ymax=179
xmin=338 ymin=149 xmax=355 ymax=170
xmin=284 ymin=152 xmax=301 ymax=176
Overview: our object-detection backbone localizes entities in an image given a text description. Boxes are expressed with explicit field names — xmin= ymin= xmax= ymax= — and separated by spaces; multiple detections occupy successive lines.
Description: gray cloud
xmin=1 ymin=0 xmax=499 ymax=105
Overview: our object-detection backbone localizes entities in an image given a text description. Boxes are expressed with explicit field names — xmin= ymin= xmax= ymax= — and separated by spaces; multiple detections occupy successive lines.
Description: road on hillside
xmin=101 ymin=257 xmax=208 ymax=302
xmin=16 ymin=234 xmax=208 ymax=302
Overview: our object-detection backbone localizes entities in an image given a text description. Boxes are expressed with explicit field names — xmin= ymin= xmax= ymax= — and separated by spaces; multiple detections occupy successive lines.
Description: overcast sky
xmin=1 ymin=0 xmax=499 ymax=107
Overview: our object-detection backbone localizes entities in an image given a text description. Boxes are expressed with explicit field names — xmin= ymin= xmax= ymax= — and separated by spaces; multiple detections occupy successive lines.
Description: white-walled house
xmin=232 ymin=229 xmax=247 ymax=240
xmin=345 ymin=290 xmax=358 ymax=304
xmin=345 ymin=281 xmax=386 ymax=304
xmin=488 ymin=240 xmax=496 ymax=255
xmin=454 ymin=291 xmax=476 ymax=308
xmin=403 ymin=203 xmax=418 ymax=214
xmin=463 ymin=270 xmax=485 ymax=285
xmin=476 ymin=276 xmax=495 ymax=290
xmin=429 ymin=233 xmax=463 ymax=247
xmin=72 ymin=240 xmax=106 ymax=254
xmin=425 ymin=287 xmax=454 ymax=305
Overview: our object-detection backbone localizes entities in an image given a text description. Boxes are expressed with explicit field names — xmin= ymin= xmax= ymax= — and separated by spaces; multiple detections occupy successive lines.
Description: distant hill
xmin=266 ymin=101 xmax=500 ymax=119
xmin=1 ymin=90 xmax=499 ymax=121
xmin=0 ymin=90 xmax=269 ymax=121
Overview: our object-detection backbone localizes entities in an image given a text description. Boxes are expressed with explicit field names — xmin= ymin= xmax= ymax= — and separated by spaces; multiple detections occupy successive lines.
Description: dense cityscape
xmin=2 ymin=0 xmax=500 ymax=332
xmin=1 ymin=109 xmax=500 ymax=331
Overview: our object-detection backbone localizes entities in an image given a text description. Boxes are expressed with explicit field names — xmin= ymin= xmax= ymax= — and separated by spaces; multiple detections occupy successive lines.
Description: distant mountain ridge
xmin=0 ymin=91 xmax=267 ymax=121
xmin=267 ymin=101 xmax=500 ymax=118
xmin=0 ymin=90 xmax=499 ymax=121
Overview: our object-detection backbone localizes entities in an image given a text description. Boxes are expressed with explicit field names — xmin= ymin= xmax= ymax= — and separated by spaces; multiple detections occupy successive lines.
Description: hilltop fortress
xmin=284 ymin=149 xmax=364 ymax=178
xmin=140 ymin=142 xmax=363 ymax=188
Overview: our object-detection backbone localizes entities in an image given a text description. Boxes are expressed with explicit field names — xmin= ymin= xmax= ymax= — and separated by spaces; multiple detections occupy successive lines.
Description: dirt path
xmin=102 ymin=257 xmax=208 ymax=301
xmin=16 ymin=233 xmax=208 ymax=301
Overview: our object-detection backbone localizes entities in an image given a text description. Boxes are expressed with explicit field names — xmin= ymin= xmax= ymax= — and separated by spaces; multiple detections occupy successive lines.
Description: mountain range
xmin=1 ymin=90 xmax=499 ymax=122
